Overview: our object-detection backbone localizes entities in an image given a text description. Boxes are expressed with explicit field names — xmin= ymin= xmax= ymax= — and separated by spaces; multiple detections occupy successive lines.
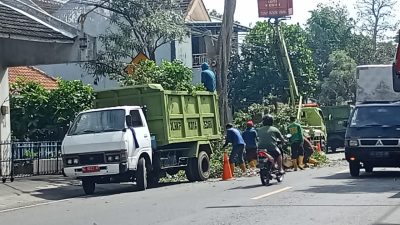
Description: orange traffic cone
xmin=222 ymin=152 xmax=233 ymax=181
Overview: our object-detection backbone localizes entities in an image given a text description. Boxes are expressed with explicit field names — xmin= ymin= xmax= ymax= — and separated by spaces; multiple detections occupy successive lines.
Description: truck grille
xmin=360 ymin=140 xmax=377 ymax=146
xmin=359 ymin=139 xmax=399 ymax=147
xmin=79 ymin=154 xmax=105 ymax=165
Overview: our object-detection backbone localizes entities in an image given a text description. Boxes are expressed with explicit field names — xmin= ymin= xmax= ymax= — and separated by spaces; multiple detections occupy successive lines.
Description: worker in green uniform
xmin=287 ymin=116 xmax=305 ymax=171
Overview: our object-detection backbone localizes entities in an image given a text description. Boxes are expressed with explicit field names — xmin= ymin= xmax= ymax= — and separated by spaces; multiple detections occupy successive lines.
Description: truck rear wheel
xmin=136 ymin=157 xmax=147 ymax=191
xmin=185 ymin=159 xmax=197 ymax=182
xmin=82 ymin=178 xmax=95 ymax=195
xmin=193 ymin=151 xmax=210 ymax=181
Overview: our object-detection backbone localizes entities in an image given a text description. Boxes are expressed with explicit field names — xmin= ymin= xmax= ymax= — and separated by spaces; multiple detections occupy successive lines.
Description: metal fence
xmin=0 ymin=141 xmax=62 ymax=182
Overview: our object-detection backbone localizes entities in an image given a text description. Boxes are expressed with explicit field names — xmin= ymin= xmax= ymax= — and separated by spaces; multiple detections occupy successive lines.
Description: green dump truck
xmin=322 ymin=105 xmax=354 ymax=152
xmin=62 ymin=84 xmax=221 ymax=194
xmin=300 ymin=104 xmax=327 ymax=151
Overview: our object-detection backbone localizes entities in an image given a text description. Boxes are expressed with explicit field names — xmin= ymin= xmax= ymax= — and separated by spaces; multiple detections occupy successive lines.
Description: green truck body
xmin=321 ymin=105 xmax=354 ymax=150
xmin=94 ymin=84 xmax=221 ymax=147
xmin=300 ymin=106 xmax=327 ymax=150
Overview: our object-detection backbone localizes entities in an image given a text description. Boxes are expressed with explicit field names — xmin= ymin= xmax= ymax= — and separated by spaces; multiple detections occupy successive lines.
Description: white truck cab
xmin=62 ymin=106 xmax=152 ymax=194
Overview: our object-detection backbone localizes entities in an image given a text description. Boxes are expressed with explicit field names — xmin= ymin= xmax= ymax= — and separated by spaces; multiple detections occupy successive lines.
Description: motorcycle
xmin=258 ymin=135 xmax=291 ymax=186
xmin=257 ymin=148 xmax=284 ymax=186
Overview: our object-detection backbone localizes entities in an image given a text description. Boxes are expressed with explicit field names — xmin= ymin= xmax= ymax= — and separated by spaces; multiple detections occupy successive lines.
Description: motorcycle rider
xmin=257 ymin=115 xmax=286 ymax=174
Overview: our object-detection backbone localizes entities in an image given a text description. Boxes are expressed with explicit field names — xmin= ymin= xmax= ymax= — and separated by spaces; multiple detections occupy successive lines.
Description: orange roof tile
xmin=9 ymin=66 xmax=58 ymax=90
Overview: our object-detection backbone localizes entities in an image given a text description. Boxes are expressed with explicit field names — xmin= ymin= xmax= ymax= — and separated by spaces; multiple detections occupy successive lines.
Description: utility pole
xmin=217 ymin=0 xmax=236 ymax=127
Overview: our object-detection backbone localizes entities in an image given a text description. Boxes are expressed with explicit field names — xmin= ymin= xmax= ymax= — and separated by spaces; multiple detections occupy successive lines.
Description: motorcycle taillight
xmin=258 ymin=151 xmax=268 ymax=158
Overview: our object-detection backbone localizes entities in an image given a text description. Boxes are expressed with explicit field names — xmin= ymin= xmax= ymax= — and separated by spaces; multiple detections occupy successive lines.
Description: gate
xmin=0 ymin=141 xmax=62 ymax=182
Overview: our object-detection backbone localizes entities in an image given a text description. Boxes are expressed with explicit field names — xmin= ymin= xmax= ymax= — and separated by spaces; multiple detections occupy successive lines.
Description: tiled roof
xmin=0 ymin=2 xmax=74 ymax=42
xmin=179 ymin=0 xmax=191 ymax=13
xmin=9 ymin=66 xmax=58 ymax=90
xmin=31 ymin=0 xmax=64 ymax=14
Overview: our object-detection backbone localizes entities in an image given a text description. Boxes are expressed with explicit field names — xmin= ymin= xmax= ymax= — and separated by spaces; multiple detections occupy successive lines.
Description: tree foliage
xmin=306 ymin=4 xmax=355 ymax=79
xmin=10 ymin=80 xmax=94 ymax=141
xmin=121 ymin=60 xmax=205 ymax=91
xmin=229 ymin=22 xmax=317 ymax=111
xmin=84 ymin=0 xmax=188 ymax=83
xmin=233 ymin=103 xmax=295 ymax=133
xmin=319 ymin=50 xmax=357 ymax=106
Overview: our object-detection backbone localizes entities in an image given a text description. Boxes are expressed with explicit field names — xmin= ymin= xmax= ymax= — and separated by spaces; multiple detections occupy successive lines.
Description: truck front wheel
xmin=349 ymin=161 xmax=360 ymax=177
xmin=82 ymin=178 xmax=95 ymax=195
xmin=136 ymin=157 xmax=147 ymax=191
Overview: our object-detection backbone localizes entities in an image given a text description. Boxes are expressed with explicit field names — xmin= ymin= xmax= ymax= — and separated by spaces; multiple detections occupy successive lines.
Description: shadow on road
xmin=297 ymin=171 xmax=400 ymax=194
xmin=2 ymin=175 xmax=190 ymax=201
xmin=316 ymin=170 xmax=400 ymax=180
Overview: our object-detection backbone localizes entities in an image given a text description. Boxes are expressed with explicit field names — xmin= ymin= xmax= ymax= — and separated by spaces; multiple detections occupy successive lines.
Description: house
xmin=0 ymin=0 xmax=96 ymax=176
xmin=8 ymin=66 xmax=58 ymax=90
xmin=32 ymin=0 xmax=249 ymax=90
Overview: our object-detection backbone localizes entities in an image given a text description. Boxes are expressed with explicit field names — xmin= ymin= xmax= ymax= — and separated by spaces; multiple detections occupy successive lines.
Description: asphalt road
xmin=1 ymin=152 xmax=400 ymax=225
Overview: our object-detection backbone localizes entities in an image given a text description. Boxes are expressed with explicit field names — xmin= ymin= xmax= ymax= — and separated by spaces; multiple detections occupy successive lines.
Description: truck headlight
xmin=349 ymin=140 xmax=359 ymax=147
xmin=73 ymin=158 xmax=79 ymax=165
xmin=106 ymin=154 xmax=121 ymax=162
xmin=67 ymin=159 xmax=73 ymax=165
xmin=107 ymin=156 xmax=113 ymax=162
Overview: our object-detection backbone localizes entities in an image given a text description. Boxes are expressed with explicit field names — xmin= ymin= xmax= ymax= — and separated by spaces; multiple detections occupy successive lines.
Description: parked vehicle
xmin=345 ymin=65 xmax=400 ymax=177
xmin=301 ymin=103 xmax=327 ymax=152
xmin=322 ymin=105 xmax=354 ymax=152
xmin=62 ymin=85 xmax=221 ymax=194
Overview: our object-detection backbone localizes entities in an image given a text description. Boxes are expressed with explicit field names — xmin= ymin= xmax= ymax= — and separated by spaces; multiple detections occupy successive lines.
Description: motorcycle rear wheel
xmin=260 ymin=169 xmax=270 ymax=186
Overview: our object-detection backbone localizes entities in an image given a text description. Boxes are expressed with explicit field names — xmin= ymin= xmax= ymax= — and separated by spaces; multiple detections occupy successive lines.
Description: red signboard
xmin=257 ymin=0 xmax=293 ymax=18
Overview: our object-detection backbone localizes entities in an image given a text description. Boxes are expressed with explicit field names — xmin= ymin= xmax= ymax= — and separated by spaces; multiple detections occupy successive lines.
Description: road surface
xmin=1 ymin=152 xmax=400 ymax=225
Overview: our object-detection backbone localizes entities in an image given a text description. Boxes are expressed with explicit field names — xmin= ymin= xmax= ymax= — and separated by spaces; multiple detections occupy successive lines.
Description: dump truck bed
xmin=94 ymin=84 xmax=221 ymax=146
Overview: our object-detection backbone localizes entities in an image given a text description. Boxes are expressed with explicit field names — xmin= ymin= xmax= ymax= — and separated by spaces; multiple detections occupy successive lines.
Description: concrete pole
xmin=0 ymin=66 xmax=11 ymax=177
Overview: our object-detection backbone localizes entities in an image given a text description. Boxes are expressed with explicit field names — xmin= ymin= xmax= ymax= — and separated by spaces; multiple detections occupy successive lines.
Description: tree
xmin=306 ymin=4 xmax=355 ymax=80
xmin=84 ymin=0 xmax=188 ymax=82
xmin=10 ymin=80 xmax=94 ymax=141
xmin=229 ymin=22 xmax=317 ymax=110
xmin=319 ymin=50 xmax=357 ymax=106
xmin=217 ymin=0 xmax=237 ymax=125
xmin=356 ymin=0 xmax=398 ymax=51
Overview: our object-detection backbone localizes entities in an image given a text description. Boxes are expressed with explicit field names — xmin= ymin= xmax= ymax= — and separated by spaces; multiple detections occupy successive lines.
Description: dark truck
xmin=345 ymin=103 xmax=400 ymax=176
xmin=345 ymin=65 xmax=400 ymax=177
xmin=322 ymin=105 xmax=353 ymax=152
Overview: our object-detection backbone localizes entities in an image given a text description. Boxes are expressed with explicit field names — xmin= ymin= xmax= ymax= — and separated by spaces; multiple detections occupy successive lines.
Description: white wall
xmin=38 ymin=4 xmax=120 ymax=91
xmin=0 ymin=67 xmax=11 ymax=176
xmin=175 ymin=35 xmax=193 ymax=68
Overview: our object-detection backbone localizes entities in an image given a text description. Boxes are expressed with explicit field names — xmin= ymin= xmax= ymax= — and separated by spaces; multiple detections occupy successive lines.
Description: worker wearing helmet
xmin=242 ymin=120 xmax=258 ymax=175
xmin=257 ymin=115 xmax=286 ymax=174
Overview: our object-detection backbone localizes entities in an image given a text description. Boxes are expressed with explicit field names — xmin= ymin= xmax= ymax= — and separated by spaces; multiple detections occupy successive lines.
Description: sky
xmin=202 ymin=0 xmax=358 ymax=27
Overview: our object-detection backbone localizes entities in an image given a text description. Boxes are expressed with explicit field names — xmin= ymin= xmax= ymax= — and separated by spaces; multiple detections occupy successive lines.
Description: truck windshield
xmin=68 ymin=109 xmax=125 ymax=135
xmin=350 ymin=106 xmax=400 ymax=127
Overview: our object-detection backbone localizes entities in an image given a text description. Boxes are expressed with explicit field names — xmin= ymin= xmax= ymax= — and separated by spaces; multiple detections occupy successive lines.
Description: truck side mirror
xmin=393 ymin=39 xmax=400 ymax=92
xmin=126 ymin=115 xmax=132 ymax=127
